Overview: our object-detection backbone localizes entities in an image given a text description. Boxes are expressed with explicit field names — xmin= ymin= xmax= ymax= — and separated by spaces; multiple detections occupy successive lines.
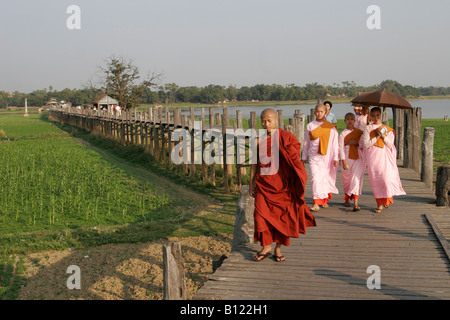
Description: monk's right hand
xmin=249 ymin=184 xmax=255 ymax=198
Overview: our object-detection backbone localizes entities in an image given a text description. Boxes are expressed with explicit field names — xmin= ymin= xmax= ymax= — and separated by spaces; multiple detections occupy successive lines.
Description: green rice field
xmin=0 ymin=114 xmax=171 ymax=253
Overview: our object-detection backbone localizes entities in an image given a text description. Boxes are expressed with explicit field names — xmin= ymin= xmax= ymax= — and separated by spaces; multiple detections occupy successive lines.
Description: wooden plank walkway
xmin=194 ymin=164 xmax=450 ymax=300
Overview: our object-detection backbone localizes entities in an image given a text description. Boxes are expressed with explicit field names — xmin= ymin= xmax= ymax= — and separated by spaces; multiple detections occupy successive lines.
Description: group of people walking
xmin=249 ymin=103 xmax=406 ymax=262
xmin=302 ymin=102 xmax=405 ymax=213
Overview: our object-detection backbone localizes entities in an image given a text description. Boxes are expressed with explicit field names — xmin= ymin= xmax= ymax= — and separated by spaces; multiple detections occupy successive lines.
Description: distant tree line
xmin=0 ymin=87 xmax=99 ymax=109
xmin=1 ymin=79 xmax=449 ymax=108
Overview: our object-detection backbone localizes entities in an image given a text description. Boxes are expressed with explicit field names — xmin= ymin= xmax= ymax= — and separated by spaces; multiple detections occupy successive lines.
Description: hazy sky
xmin=1 ymin=0 xmax=449 ymax=92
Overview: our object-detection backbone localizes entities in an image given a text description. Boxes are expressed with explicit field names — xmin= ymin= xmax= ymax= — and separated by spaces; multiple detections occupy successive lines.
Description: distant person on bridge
xmin=324 ymin=100 xmax=337 ymax=124
xmin=356 ymin=105 xmax=371 ymax=131
xmin=353 ymin=104 xmax=362 ymax=127
xmin=363 ymin=107 xmax=406 ymax=213
xmin=302 ymin=104 xmax=339 ymax=211
xmin=250 ymin=108 xmax=316 ymax=262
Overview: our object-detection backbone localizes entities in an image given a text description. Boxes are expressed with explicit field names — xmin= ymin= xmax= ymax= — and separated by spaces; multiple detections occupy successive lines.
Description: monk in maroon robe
xmin=250 ymin=109 xmax=316 ymax=262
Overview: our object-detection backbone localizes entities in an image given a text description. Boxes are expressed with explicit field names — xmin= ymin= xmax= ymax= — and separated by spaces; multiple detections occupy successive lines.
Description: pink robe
xmin=302 ymin=121 xmax=339 ymax=202
xmin=363 ymin=124 xmax=406 ymax=201
xmin=339 ymin=128 xmax=365 ymax=199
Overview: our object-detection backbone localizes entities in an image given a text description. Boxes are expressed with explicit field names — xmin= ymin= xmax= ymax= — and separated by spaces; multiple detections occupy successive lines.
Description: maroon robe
xmin=254 ymin=129 xmax=316 ymax=246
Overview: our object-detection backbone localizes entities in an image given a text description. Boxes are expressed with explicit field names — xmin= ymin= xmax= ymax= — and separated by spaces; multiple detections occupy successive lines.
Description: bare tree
xmin=85 ymin=55 xmax=162 ymax=109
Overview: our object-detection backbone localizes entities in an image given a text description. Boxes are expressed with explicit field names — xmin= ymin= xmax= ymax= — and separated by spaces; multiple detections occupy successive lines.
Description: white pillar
xmin=24 ymin=98 xmax=29 ymax=117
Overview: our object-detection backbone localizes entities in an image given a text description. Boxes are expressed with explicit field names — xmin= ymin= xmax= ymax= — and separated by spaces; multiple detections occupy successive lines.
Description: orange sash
xmin=369 ymin=125 xmax=394 ymax=148
xmin=344 ymin=128 xmax=363 ymax=160
xmin=310 ymin=120 xmax=337 ymax=155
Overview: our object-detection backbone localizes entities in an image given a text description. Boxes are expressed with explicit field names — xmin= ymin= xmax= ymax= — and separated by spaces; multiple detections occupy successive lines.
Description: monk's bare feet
xmin=374 ymin=205 xmax=383 ymax=213
xmin=273 ymin=244 xmax=286 ymax=262
xmin=310 ymin=204 xmax=320 ymax=211
xmin=322 ymin=203 xmax=329 ymax=208
xmin=344 ymin=200 xmax=351 ymax=207
xmin=253 ymin=245 xmax=272 ymax=261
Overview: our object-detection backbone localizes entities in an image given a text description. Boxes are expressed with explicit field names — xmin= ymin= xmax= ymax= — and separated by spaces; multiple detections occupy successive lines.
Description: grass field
xmin=0 ymin=114 xmax=172 ymax=254
xmin=0 ymin=113 xmax=236 ymax=300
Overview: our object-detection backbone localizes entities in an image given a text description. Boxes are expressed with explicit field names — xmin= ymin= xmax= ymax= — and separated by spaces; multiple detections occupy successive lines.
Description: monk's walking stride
xmin=363 ymin=107 xmax=406 ymax=213
xmin=250 ymin=109 xmax=316 ymax=262
xmin=302 ymin=104 xmax=339 ymax=211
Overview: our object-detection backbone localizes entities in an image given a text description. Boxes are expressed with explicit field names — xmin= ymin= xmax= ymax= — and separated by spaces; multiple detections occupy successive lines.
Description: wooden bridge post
xmin=435 ymin=165 xmax=450 ymax=207
xmin=163 ymin=242 xmax=186 ymax=300
xmin=421 ymin=127 xmax=435 ymax=189
xmin=167 ymin=110 xmax=174 ymax=169
xmin=209 ymin=107 xmax=216 ymax=186
xmin=181 ymin=115 xmax=188 ymax=174
xmin=120 ymin=112 xmax=125 ymax=145
xmin=215 ymin=113 xmax=221 ymax=125
xmin=236 ymin=110 xmax=246 ymax=183
xmin=222 ymin=108 xmax=230 ymax=193
xmin=223 ymin=107 xmax=232 ymax=176
xmin=404 ymin=107 xmax=422 ymax=173
xmin=154 ymin=108 xmax=160 ymax=159
xmin=277 ymin=110 xmax=284 ymax=130
xmin=174 ymin=108 xmax=181 ymax=129
xmin=201 ymin=108 xmax=207 ymax=182
xmin=294 ymin=110 xmax=305 ymax=152
xmin=160 ymin=112 xmax=165 ymax=164
xmin=190 ymin=107 xmax=195 ymax=178
xmin=393 ymin=108 xmax=405 ymax=161
xmin=126 ymin=109 xmax=131 ymax=144
xmin=310 ymin=108 xmax=316 ymax=122
xmin=250 ymin=111 xmax=256 ymax=130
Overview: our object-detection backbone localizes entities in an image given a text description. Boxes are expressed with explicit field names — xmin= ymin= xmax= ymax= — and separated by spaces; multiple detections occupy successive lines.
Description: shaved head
xmin=261 ymin=108 xmax=277 ymax=119
xmin=315 ymin=104 xmax=326 ymax=112
xmin=260 ymin=108 xmax=278 ymax=134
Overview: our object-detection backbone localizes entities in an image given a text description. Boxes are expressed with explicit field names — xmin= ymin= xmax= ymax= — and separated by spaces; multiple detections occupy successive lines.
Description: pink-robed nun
xmin=302 ymin=104 xmax=339 ymax=211
xmin=339 ymin=113 xmax=365 ymax=211
xmin=363 ymin=107 xmax=406 ymax=213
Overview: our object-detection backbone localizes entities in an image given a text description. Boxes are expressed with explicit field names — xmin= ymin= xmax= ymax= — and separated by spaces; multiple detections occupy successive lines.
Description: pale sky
xmin=1 ymin=0 xmax=449 ymax=92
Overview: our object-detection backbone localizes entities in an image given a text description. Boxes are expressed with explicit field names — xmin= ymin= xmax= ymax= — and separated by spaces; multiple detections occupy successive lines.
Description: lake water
xmin=182 ymin=99 xmax=449 ymax=120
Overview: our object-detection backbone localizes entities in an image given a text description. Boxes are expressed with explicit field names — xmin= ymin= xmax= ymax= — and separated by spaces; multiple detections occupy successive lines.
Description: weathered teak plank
xmin=194 ymin=166 xmax=450 ymax=300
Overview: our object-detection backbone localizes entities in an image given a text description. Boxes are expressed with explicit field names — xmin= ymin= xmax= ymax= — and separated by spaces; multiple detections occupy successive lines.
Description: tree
xmin=226 ymin=85 xmax=239 ymax=101
xmin=86 ymin=55 xmax=161 ymax=109
xmin=237 ymin=86 xmax=252 ymax=101
xmin=176 ymin=86 xmax=201 ymax=103
xmin=199 ymin=85 xmax=227 ymax=104
xmin=164 ymin=83 xmax=179 ymax=103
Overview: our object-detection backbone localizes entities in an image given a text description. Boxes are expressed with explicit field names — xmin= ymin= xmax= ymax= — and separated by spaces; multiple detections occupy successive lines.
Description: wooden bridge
xmin=194 ymin=164 xmax=450 ymax=300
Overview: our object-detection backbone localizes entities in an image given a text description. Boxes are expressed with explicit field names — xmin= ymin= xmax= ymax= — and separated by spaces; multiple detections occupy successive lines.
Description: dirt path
xmin=15 ymin=138 xmax=233 ymax=300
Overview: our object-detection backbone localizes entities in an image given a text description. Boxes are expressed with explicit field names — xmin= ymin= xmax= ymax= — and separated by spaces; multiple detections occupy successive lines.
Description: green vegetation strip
xmin=0 ymin=114 xmax=174 ymax=254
